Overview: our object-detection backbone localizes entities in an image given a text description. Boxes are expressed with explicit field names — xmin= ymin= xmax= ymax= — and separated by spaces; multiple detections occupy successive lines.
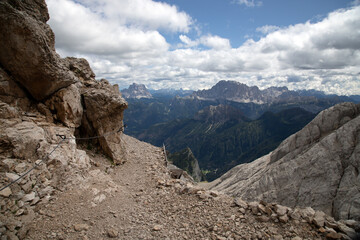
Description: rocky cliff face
xmin=0 ymin=0 xmax=127 ymax=164
xmin=0 ymin=1 xmax=127 ymax=238
xmin=121 ymin=83 xmax=153 ymax=99
xmin=208 ymin=102 xmax=360 ymax=221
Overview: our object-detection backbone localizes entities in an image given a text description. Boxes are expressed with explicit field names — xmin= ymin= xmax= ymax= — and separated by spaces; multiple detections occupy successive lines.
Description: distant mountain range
xmin=190 ymin=80 xmax=357 ymax=104
xmin=121 ymin=83 xmax=193 ymax=99
xmin=122 ymin=81 xmax=359 ymax=180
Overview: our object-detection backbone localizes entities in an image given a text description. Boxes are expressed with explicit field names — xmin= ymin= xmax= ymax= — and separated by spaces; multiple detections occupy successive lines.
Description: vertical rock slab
xmin=82 ymin=87 xmax=127 ymax=164
xmin=0 ymin=0 xmax=76 ymax=100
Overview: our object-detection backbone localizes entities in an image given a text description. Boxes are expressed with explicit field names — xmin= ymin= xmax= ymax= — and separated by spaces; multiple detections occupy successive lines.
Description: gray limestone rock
xmin=0 ymin=0 xmax=76 ymax=100
xmin=81 ymin=85 xmax=127 ymax=164
xmin=46 ymin=84 xmax=83 ymax=128
xmin=208 ymin=103 xmax=360 ymax=221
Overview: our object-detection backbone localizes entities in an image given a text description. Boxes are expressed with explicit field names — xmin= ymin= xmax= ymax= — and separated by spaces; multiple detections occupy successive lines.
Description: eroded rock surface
xmin=0 ymin=0 xmax=76 ymax=100
xmin=0 ymin=0 xmax=127 ymax=238
xmin=208 ymin=102 xmax=360 ymax=221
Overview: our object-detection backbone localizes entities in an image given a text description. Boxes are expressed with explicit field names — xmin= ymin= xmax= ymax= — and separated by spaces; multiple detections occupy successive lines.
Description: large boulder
xmin=63 ymin=57 xmax=128 ymax=164
xmin=0 ymin=0 xmax=76 ymax=100
xmin=208 ymin=102 xmax=360 ymax=221
xmin=81 ymin=80 xmax=128 ymax=164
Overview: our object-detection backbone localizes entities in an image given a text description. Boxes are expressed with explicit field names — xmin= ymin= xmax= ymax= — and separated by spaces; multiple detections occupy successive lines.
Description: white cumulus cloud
xmin=179 ymin=35 xmax=231 ymax=50
xmin=233 ymin=0 xmax=263 ymax=7
xmin=46 ymin=0 xmax=360 ymax=95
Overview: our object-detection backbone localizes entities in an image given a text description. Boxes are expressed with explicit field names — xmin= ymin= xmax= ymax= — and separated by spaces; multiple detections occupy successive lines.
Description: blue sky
xmin=46 ymin=0 xmax=360 ymax=95
xmin=161 ymin=0 xmax=350 ymax=47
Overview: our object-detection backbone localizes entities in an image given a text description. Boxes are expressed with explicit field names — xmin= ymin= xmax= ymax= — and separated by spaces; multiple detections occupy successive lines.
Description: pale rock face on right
xmin=208 ymin=102 xmax=360 ymax=221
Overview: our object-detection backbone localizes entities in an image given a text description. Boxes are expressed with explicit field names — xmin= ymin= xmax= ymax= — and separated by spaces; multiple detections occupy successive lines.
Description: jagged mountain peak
xmin=121 ymin=83 xmax=152 ymax=99
xmin=192 ymin=80 xmax=295 ymax=104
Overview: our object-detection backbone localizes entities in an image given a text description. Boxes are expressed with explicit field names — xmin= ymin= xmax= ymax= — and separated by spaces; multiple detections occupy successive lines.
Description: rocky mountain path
xmin=26 ymin=135 xmax=322 ymax=240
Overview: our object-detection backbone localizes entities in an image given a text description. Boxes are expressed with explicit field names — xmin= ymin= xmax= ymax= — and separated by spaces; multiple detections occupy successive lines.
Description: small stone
xmin=238 ymin=208 xmax=246 ymax=214
xmin=5 ymin=231 xmax=19 ymax=240
xmin=38 ymin=186 xmax=54 ymax=198
xmin=107 ymin=228 xmax=118 ymax=238
xmin=279 ymin=214 xmax=289 ymax=223
xmin=248 ymin=201 xmax=259 ymax=215
xmin=291 ymin=237 xmax=302 ymax=240
xmin=337 ymin=222 xmax=356 ymax=239
xmin=15 ymin=209 xmax=25 ymax=216
xmin=15 ymin=163 xmax=27 ymax=174
xmin=93 ymin=194 xmax=106 ymax=203
xmin=153 ymin=225 xmax=162 ymax=231
xmin=325 ymin=227 xmax=337 ymax=234
xmin=256 ymin=216 xmax=270 ymax=222
xmin=326 ymin=232 xmax=342 ymax=239
xmin=343 ymin=219 xmax=358 ymax=228
xmin=6 ymin=173 xmax=20 ymax=182
xmin=74 ymin=223 xmax=89 ymax=232
xmin=209 ymin=191 xmax=219 ymax=197
xmin=22 ymin=192 xmax=36 ymax=202
xmin=30 ymin=197 xmax=40 ymax=206
xmin=234 ymin=198 xmax=248 ymax=209
xmin=21 ymin=181 xmax=34 ymax=193
xmin=313 ymin=211 xmax=326 ymax=227
xmin=273 ymin=235 xmax=283 ymax=240
xmin=275 ymin=205 xmax=288 ymax=216
xmin=325 ymin=216 xmax=337 ymax=228
xmin=300 ymin=207 xmax=315 ymax=218
xmin=0 ymin=187 xmax=12 ymax=197
xmin=258 ymin=204 xmax=272 ymax=216
xmin=289 ymin=209 xmax=301 ymax=220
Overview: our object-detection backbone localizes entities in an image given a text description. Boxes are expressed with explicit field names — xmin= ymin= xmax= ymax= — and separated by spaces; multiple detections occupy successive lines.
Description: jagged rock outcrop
xmin=81 ymin=79 xmax=128 ymax=164
xmin=0 ymin=0 xmax=128 ymax=238
xmin=0 ymin=0 xmax=76 ymax=100
xmin=121 ymin=83 xmax=153 ymax=99
xmin=0 ymin=0 xmax=127 ymax=163
xmin=208 ymin=102 xmax=360 ymax=221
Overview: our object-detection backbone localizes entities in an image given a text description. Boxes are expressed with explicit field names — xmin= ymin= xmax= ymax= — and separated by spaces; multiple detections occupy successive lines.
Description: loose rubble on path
xmin=1 ymin=135 xmax=357 ymax=240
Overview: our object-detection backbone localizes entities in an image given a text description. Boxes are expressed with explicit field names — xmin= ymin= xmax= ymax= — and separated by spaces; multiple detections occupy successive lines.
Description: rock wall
xmin=0 ymin=0 xmax=127 ymax=238
xmin=0 ymin=0 xmax=127 ymax=164
xmin=208 ymin=102 xmax=360 ymax=221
